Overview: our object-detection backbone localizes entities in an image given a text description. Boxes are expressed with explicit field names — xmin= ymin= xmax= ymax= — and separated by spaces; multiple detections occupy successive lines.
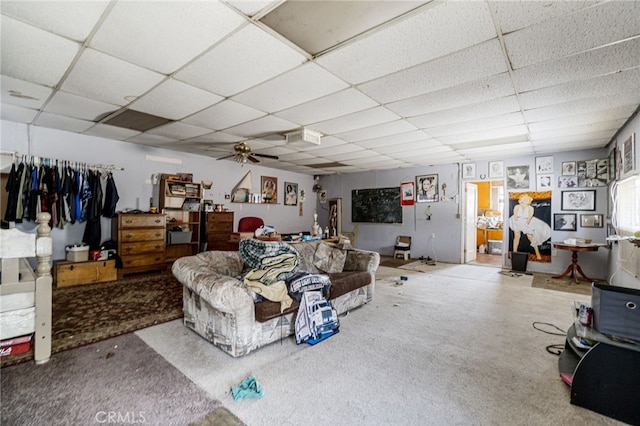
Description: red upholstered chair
xmin=238 ymin=217 xmax=264 ymax=233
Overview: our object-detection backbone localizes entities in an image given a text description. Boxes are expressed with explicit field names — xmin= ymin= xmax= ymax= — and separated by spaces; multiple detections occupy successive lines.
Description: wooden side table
xmin=552 ymin=243 xmax=600 ymax=284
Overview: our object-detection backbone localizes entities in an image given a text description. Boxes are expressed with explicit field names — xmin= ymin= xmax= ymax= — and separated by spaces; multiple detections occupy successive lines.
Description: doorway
xmin=465 ymin=180 xmax=505 ymax=267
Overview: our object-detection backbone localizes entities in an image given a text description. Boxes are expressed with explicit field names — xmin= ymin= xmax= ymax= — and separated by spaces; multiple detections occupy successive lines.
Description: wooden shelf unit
xmin=159 ymin=178 xmax=202 ymax=264
xmin=206 ymin=211 xmax=234 ymax=251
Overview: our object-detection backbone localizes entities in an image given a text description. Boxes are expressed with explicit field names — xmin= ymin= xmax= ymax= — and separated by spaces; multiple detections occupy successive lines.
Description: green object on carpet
xmin=231 ymin=375 xmax=264 ymax=401
xmin=531 ymin=272 xmax=597 ymax=295
xmin=190 ymin=407 xmax=245 ymax=426
xmin=1 ymin=271 xmax=183 ymax=367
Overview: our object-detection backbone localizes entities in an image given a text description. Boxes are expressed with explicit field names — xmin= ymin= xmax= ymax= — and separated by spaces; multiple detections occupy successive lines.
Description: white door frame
xmin=462 ymin=182 xmax=477 ymax=263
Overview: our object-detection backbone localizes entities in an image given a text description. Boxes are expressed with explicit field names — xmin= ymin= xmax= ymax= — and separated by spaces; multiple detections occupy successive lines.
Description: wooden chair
xmin=393 ymin=236 xmax=411 ymax=260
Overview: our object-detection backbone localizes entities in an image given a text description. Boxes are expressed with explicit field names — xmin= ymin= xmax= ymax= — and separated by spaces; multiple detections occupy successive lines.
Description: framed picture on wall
xmin=554 ymin=213 xmax=577 ymax=231
xmin=416 ymin=174 xmax=438 ymax=202
xmin=401 ymin=181 xmax=415 ymax=206
xmin=580 ymin=214 xmax=603 ymax=228
xmin=536 ymin=156 xmax=554 ymax=174
xmin=284 ymin=182 xmax=298 ymax=206
xmin=462 ymin=163 xmax=475 ymax=179
xmin=506 ymin=165 xmax=530 ymax=189
xmin=261 ymin=176 xmax=278 ymax=204
xmin=536 ymin=174 xmax=553 ymax=191
xmin=561 ymin=190 xmax=596 ymax=211
xmin=623 ymin=133 xmax=635 ymax=175
xmin=562 ymin=161 xmax=576 ymax=176
xmin=489 ymin=161 xmax=504 ymax=178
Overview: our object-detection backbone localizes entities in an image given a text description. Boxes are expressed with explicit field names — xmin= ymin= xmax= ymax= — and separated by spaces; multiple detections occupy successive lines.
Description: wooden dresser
xmin=206 ymin=212 xmax=234 ymax=250
xmin=112 ymin=213 xmax=166 ymax=278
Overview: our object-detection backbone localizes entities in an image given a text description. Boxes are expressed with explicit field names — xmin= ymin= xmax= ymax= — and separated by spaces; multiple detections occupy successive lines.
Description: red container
xmin=0 ymin=334 xmax=32 ymax=357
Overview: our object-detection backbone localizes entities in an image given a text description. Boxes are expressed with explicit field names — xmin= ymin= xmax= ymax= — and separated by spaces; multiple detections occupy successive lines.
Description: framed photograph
xmin=416 ymin=174 xmax=439 ymax=202
xmin=580 ymin=214 xmax=603 ymax=228
xmin=260 ymin=176 xmax=277 ymax=204
xmin=536 ymin=156 xmax=554 ymax=174
xmin=284 ymin=182 xmax=298 ymax=206
xmin=577 ymin=159 xmax=608 ymax=187
xmin=536 ymin=174 xmax=553 ymax=191
xmin=558 ymin=176 xmax=578 ymax=188
xmin=506 ymin=165 xmax=530 ymax=189
xmin=608 ymin=147 xmax=616 ymax=182
xmin=489 ymin=161 xmax=504 ymax=178
xmin=561 ymin=190 xmax=596 ymax=211
xmin=554 ymin=213 xmax=577 ymax=231
xmin=401 ymin=181 xmax=415 ymax=206
xmin=462 ymin=163 xmax=475 ymax=179
xmin=561 ymin=161 xmax=576 ymax=176
xmin=623 ymin=133 xmax=635 ymax=175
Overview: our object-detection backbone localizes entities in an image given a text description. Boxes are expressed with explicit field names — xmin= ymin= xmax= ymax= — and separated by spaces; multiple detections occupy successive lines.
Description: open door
xmin=463 ymin=182 xmax=478 ymax=263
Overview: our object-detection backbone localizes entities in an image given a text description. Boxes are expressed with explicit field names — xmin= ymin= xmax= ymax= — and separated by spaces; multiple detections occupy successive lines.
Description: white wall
xmin=1 ymin=121 xmax=315 ymax=261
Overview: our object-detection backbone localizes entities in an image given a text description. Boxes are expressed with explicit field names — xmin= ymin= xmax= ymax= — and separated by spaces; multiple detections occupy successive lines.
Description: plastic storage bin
xmin=592 ymin=282 xmax=640 ymax=342
xmin=66 ymin=244 xmax=89 ymax=262
xmin=167 ymin=230 xmax=192 ymax=244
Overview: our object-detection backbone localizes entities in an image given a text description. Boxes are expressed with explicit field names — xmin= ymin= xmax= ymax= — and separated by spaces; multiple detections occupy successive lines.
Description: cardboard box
xmin=229 ymin=232 xmax=254 ymax=243
xmin=0 ymin=334 xmax=32 ymax=357
xmin=592 ymin=282 xmax=640 ymax=342
xmin=66 ymin=244 xmax=89 ymax=262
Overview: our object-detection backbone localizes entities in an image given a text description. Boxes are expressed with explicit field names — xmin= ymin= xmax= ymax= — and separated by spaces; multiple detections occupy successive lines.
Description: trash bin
xmin=511 ymin=252 xmax=528 ymax=272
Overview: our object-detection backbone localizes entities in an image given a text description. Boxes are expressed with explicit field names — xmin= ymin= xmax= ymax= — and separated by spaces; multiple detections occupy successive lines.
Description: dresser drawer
xmin=119 ymin=229 xmax=165 ymax=243
xmin=207 ymin=222 xmax=233 ymax=232
xmin=118 ymin=214 xmax=165 ymax=228
xmin=121 ymin=253 xmax=165 ymax=269
xmin=207 ymin=212 xmax=233 ymax=223
xmin=120 ymin=241 xmax=165 ymax=256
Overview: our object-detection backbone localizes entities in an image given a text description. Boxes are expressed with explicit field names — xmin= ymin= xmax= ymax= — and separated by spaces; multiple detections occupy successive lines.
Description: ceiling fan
xmin=215 ymin=141 xmax=279 ymax=164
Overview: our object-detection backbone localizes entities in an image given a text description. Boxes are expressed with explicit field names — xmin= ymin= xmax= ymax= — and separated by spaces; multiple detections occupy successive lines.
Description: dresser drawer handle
xmin=125 ymin=219 xmax=133 ymax=224
xmin=155 ymin=244 xmax=162 ymax=249
xmin=155 ymin=219 xmax=162 ymax=223
xmin=155 ymin=233 xmax=162 ymax=238
xmin=154 ymin=257 xmax=162 ymax=261
xmin=125 ymin=260 xmax=133 ymax=265
xmin=124 ymin=247 xmax=132 ymax=253
xmin=125 ymin=233 xmax=133 ymax=238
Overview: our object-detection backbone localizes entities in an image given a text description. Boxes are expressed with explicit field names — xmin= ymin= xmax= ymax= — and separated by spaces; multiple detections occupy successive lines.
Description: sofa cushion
xmin=313 ymin=242 xmax=347 ymax=273
xmin=254 ymin=271 xmax=371 ymax=322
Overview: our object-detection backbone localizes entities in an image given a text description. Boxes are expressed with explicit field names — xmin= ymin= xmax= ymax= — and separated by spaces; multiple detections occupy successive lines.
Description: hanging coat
xmin=101 ymin=173 xmax=119 ymax=218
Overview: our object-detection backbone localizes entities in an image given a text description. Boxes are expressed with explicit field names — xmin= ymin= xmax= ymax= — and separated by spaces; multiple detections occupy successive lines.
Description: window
xmin=615 ymin=175 xmax=640 ymax=236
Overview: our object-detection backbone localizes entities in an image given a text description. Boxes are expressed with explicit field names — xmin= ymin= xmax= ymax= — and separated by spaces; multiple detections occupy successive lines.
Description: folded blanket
xmin=239 ymin=239 xmax=299 ymax=284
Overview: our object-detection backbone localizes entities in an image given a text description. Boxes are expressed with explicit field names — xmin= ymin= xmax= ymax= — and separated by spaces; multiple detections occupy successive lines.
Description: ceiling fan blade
xmin=254 ymin=153 xmax=279 ymax=160
xmin=216 ymin=154 xmax=235 ymax=160
xmin=248 ymin=155 xmax=260 ymax=163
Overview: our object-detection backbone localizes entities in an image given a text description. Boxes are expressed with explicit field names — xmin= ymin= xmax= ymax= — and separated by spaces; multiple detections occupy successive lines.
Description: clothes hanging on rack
xmin=102 ymin=172 xmax=119 ymax=218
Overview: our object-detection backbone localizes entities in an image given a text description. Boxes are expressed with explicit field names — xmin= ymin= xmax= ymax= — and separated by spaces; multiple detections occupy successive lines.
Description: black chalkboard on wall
xmin=352 ymin=187 xmax=402 ymax=223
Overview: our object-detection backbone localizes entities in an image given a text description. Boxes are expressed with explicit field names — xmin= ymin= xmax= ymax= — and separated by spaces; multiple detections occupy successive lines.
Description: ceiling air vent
xmin=286 ymin=128 xmax=322 ymax=146
xmin=102 ymin=109 xmax=172 ymax=132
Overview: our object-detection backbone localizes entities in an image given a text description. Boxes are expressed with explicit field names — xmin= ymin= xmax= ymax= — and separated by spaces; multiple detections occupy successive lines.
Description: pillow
xmin=313 ymin=242 xmax=347 ymax=273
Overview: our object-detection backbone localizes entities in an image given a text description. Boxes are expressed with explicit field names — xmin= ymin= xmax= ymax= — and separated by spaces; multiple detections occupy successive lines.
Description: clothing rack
xmin=0 ymin=150 xmax=124 ymax=172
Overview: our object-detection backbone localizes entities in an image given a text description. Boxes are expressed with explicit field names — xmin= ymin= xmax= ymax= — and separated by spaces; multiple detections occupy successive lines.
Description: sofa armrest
xmin=343 ymin=249 xmax=380 ymax=274
xmin=172 ymin=254 xmax=254 ymax=317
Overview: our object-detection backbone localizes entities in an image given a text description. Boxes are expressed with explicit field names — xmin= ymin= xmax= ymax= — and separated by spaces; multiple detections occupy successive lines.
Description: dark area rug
xmin=379 ymin=256 xmax=417 ymax=268
xmin=1 ymin=272 xmax=183 ymax=367
xmin=1 ymin=333 xmax=230 ymax=426
xmin=531 ymin=272 xmax=598 ymax=295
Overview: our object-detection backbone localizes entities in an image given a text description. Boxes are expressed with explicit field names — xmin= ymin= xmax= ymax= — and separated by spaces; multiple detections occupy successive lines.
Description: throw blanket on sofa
xmin=240 ymin=239 xmax=300 ymax=312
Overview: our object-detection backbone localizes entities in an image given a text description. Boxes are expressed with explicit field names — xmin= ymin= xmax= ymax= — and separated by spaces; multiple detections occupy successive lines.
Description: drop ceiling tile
xmin=317 ymin=1 xmax=496 ymax=84
xmin=345 ymin=155 xmax=395 ymax=166
xmin=286 ymin=135 xmax=348 ymax=152
xmin=324 ymin=148 xmax=380 ymax=162
xmin=439 ymin=125 xmax=529 ymax=145
xmin=1 ymin=76 xmax=53 ymax=109
xmin=44 ymin=91 xmax=118 ymax=122
xmin=513 ymin=37 xmax=640 ymax=92
xmin=232 ymin=63 xmax=349 ymax=113
xmin=504 ymin=2 xmax=640 ymax=69
xmin=455 ymin=142 xmax=533 ymax=156
xmin=531 ymin=137 xmax=609 ymax=150
xmin=148 ymin=122 xmax=211 ymax=140
xmin=223 ymin=115 xmax=299 ymax=138
xmin=519 ymin=68 xmax=640 ymax=110
xmin=34 ymin=112 xmax=94 ymax=133
xmin=312 ymin=107 xmax=400 ymax=135
xmin=183 ymin=100 xmax=267 ymax=131
xmin=407 ymin=96 xmax=521 ymax=128
xmin=61 ymin=48 xmax=165 ymax=106
xmin=492 ymin=1 xmax=600 ymax=34
xmin=130 ymin=79 xmax=223 ymax=121
xmin=528 ymin=107 xmax=634 ymax=132
xmin=90 ymin=1 xmax=245 ymax=74
xmin=355 ymin=130 xmax=432 ymax=148
xmin=336 ymin=119 xmax=418 ymax=143
xmin=176 ymin=24 xmax=307 ymax=97
xmin=387 ymin=73 xmax=515 ymax=118
xmin=126 ymin=132 xmax=175 ymax=146
xmin=1 ymin=1 xmax=110 ymax=41
xmin=373 ymin=139 xmax=445 ymax=155
xmin=359 ymin=40 xmax=509 ymax=104
xmin=524 ymin=91 xmax=640 ymax=122
xmin=1 ymin=16 xmax=80 ymax=87
xmin=278 ymin=152 xmax=316 ymax=161
xmin=1 ymin=103 xmax=38 ymax=123
xmin=275 ymin=89 xmax=378 ymax=125
xmin=83 ymin=123 xmax=141 ymax=141
xmin=531 ymin=123 xmax=623 ymax=140
xmin=424 ymin=112 xmax=525 ymax=138
xmin=225 ymin=0 xmax=278 ymax=17
xmin=303 ymin=142 xmax=363 ymax=157
xmin=186 ymin=132 xmax=244 ymax=144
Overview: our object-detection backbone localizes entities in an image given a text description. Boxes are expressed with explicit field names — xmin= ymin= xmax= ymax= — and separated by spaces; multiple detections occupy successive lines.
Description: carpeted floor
xmin=1 ymin=272 xmax=183 ymax=367
xmin=1 ymin=333 xmax=225 ymax=425
xmin=379 ymin=256 xmax=421 ymax=268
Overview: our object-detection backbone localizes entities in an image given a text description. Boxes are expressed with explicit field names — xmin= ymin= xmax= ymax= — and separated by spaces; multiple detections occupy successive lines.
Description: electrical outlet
xmin=552 ymin=249 xmax=557 ymax=256
xmin=431 ymin=233 xmax=436 ymax=239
